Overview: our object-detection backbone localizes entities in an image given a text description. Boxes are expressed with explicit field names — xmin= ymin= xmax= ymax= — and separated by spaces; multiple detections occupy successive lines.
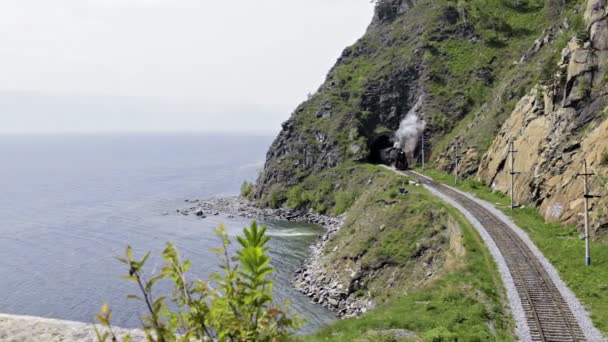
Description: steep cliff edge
xmin=479 ymin=0 xmax=608 ymax=235
xmin=247 ymin=0 xmax=608 ymax=337
xmin=254 ymin=0 xmax=607 ymax=235
xmin=255 ymin=0 xmax=427 ymax=205
xmin=255 ymin=0 xmax=583 ymax=211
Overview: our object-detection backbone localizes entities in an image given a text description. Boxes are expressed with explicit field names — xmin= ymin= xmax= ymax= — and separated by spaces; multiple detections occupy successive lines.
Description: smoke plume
xmin=394 ymin=96 xmax=426 ymax=159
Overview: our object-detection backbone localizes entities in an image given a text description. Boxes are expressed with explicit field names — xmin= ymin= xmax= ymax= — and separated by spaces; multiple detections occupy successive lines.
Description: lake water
xmin=0 ymin=133 xmax=335 ymax=333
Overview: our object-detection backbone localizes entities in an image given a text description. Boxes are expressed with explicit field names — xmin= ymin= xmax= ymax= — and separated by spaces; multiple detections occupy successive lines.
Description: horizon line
xmin=0 ymin=129 xmax=279 ymax=136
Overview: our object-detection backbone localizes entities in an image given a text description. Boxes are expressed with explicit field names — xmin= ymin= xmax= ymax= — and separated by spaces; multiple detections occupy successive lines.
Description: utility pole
xmin=577 ymin=160 xmax=601 ymax=266
xmin=421 ymin=133 xmax=425 ymax=170
xmin=509 ymin=139 xmax=519 ymax=210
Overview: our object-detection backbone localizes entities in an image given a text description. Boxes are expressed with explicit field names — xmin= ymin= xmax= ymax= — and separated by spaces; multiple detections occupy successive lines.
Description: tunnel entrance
xmin=368 ymin=134 xmax=409 ymax=170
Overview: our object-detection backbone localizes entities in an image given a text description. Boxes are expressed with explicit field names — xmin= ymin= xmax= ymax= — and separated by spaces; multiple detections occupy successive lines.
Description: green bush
xmin=388 ymin=190 xmax=399 ymax=199
xmin=539 ymin=57 xmax=558 ymax=85
xmin=240 ymin=181 xmax=255 ymax=200
xmin=95 ymin=222 xmax=301 ymax=341
xmin=285 ymin=185 xmax=306 ymax=209
xmin=269 ymin=189 xmax=287 ymax=209
xmin=576 ymin=78 xmax=591 ymax=100
xmin=333 ymin=191 xmax=358 ymax=215
xmin=576 ymin=28 xmax=590 ymax=44
xmin=423 ymin=327 xmax=458 ymax=342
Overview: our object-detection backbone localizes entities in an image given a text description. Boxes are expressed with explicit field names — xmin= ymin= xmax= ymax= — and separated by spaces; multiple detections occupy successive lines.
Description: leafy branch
xmin=95 ymin=222 xmax=302 ymax=342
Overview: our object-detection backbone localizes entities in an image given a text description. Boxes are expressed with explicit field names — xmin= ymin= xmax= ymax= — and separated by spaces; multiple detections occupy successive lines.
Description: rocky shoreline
xmin=178 ymin=196 xmax=341 ymax=227
xmin=179 ymin=196 xmax=374 ymax=318
xmin=0 ymin=314 xmax=144 ymax=342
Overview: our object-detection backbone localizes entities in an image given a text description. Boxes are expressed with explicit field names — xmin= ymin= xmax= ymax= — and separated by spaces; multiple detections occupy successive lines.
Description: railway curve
xmin=397 ymin=169 xmax=602 ymax=342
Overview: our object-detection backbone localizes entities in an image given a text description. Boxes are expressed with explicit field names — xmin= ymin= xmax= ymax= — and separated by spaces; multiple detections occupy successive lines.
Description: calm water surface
xmin=0 ymin=133 xmax=335 ymax=333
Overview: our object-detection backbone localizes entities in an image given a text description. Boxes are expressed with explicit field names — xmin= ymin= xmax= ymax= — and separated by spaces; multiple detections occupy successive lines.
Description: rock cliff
xmin=478 ymin=0 xmax=608 ymax=235
xmin=255 ymin=0 xmax=426 ymax=205
xmin=255 ymin=0 xmax=607 ymax=235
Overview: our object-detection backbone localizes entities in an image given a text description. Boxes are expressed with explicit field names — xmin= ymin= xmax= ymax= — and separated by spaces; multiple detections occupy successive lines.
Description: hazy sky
xmin=0 ymin=0 xmax=374 ymax=134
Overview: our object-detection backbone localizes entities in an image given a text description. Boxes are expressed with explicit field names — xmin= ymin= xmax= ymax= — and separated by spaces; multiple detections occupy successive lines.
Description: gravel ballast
xmin=420 ymin=181 xmax=532 ymax=341
xmin=413 ymin=171 xmax=606 ymax=341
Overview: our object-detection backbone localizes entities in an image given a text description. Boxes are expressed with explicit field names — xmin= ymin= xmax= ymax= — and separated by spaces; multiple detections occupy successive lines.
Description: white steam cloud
xmin=394 ymin=96 xmax=426 ymax=159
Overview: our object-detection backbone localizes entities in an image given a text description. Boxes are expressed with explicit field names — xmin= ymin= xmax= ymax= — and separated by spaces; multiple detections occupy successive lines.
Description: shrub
xmin=240 ymin=181 xmax=255 ymax=200
xmin=576 ymin=78 xmax=591 ymax=100
xmin=388 ymin=190 xmax=399 ymax=199
xmin=333 ymin=191 xmax=357 ymax=215
xmin=423 ymin=327 xmax=458 ymax=342
xmin=95 ymin=222 xmax=301 ymax=341
xmin=268 ymin=189 xmax=287 ymax=209
xmin=539 ymin=57 xmax=558 ymax=85
xmin=576 ymin=28 xmax=590 ymax=44
xmin=286 ymin=185 xmax=306 ymax=209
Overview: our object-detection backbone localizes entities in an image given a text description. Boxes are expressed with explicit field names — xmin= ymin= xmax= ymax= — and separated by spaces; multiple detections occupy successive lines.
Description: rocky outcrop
xmin=179 ymin=197 xmax=343 ymax=228
xmin=291 ymin=217 xmax=371 ymax=318
xmin=254 ymin=0 xmax=434 ymax=204
xmin=255 ymin=0 xmax=606 ymax=214
xmin=479 ymin=0 xmax=608 ymax=235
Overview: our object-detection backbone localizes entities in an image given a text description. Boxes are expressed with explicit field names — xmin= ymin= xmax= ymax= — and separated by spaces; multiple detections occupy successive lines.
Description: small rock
xmin=327 ymin=298 xmax=339 ymax=307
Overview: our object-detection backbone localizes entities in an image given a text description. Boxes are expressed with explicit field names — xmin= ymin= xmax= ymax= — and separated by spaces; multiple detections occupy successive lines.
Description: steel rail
xmin=405 ymin=171 xmax=586 ymax=342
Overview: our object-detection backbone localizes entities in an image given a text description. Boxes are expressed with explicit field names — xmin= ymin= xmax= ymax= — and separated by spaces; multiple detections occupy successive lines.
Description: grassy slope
xmin=306 ymin=193 xmax=514 ymax=341
xmin=290 ymin=164 xmax=513 ymax=341
xmin=418 ymin=168 xmax=608 ymax=335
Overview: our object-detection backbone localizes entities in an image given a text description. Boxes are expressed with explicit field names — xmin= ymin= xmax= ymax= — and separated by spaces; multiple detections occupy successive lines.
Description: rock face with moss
xmin=478 ymin=0 xmax=608 ymax=235
xmin=256 ymin=0 xmax=608 ymax=235
xmin=255 ymin=0 xmax=428 ymax=205
xmin=285 ymin=165 xmax=498 ymax=326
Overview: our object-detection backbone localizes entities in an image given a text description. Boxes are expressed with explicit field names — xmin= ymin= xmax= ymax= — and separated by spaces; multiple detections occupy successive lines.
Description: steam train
xmin=378 ymin=147 xmax=409 ymax=170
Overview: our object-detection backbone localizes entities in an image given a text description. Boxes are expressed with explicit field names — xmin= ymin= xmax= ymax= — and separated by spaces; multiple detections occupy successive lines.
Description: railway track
xmin=403 ymin=171 xmax=587 ymax=342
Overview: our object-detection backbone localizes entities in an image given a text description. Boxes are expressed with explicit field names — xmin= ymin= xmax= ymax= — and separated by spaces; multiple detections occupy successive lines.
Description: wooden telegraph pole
xmin=509 ymin=139 xmax=519 ymax=210
xmin=577 ymin=160 xmax=601 ymax=266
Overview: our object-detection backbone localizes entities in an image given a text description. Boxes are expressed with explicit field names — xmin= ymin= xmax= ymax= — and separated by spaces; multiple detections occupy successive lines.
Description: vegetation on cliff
xmin=255 ymin=0 xmax=588 ymax=208
xmin=309 ymin=171 xmax=513 ymax=341
xmin=308 ymin=201 xmax=514 ymax=341
xmin=254 ymin=0 xmax=608 ymax=234
xmin=289 ymin=165 xmax=513 ymax=340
